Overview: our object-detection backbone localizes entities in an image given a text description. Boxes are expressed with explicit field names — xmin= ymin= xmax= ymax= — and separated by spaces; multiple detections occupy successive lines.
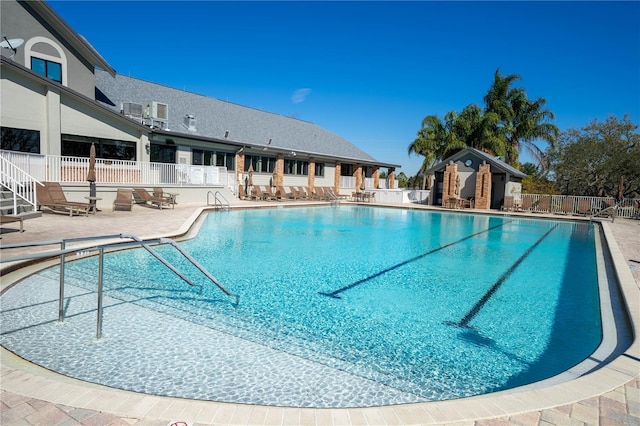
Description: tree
xmin=407 ymin=112 xmax=466 ymax=189
xmin=548 ymin=115 xmax=640 ymax=199
xmin=454 ymin=104 xmax=504 ymax=156
xmin=483 ymin=69 xmax=559 ymax=169
xmin=396 ymin=172 xmax=409 ymax=188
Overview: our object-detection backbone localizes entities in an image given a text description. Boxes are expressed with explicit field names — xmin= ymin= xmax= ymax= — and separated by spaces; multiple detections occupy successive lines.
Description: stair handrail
xmin=590 ymin=204 xmax=618 ymax=223
xmin=1 ymin=233 xmax=239 ymax=338
xmin=207 ymin=190 xmax=230 ymax=210
xmin=0 ymin=154 xmax=41 ymax=213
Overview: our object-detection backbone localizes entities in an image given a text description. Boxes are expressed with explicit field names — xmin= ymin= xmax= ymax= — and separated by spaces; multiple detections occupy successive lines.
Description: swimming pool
xmin=0 ymin=206 xmax=604 ymax=407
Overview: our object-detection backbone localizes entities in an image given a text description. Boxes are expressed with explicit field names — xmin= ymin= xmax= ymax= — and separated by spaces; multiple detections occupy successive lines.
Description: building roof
xmin=95 ymin=70 xmax=398 ymax=167
xmin=22 ymin=0 xmax=116 ymax=77
xmin=424 ymin=147 xmax=527 ymax=178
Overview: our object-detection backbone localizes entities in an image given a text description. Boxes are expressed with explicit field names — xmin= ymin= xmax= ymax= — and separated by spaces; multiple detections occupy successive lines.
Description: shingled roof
xmin=95 ymin=70 xmax=395 ymax=167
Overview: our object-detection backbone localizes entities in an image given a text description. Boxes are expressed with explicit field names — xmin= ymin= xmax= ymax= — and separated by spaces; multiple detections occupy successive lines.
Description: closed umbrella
xmin=247 ymin=163 xmax=254 ymax=195
xmin=86 ymin=143 xmax=97 ymax=210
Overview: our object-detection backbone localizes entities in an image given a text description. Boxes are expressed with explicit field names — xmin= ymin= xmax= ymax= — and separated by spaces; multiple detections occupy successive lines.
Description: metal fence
xmin=516 ymin=194 xmax=639 ymax=219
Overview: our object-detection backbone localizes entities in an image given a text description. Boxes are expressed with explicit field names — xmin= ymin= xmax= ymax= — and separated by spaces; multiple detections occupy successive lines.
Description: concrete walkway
xmin=1 ymin=201 xmax=639 ymax=425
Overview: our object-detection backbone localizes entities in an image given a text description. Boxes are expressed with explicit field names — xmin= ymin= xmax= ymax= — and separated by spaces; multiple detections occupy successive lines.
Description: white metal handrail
xmin=0 ymin=154 xmax=40 ymax=212
xmin=208 ymin=190 xmax=230 ymax=210
xmin=1 ymin=233 xmax=239 ymax=339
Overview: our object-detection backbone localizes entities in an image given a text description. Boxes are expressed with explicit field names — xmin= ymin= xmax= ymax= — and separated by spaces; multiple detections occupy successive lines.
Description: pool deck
xmin=1 ymin=200 xmax=639 ymax=425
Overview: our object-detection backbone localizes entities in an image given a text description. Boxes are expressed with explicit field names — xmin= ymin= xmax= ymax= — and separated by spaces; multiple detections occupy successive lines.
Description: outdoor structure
xmin=424 ymin=147 xmax=527 ymax=210
xmin=0 ymin=0 xmax=398 ymax=209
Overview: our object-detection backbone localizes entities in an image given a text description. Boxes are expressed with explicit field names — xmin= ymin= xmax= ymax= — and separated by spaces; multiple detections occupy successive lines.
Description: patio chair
xmin=261 ymin=185 xmax=278 ymax=201
xmin=113 ymin=188 xmax=134 ymax=211
xmin=38 ymin=182 xmax=91 ymax=216
xmin=238 ymin=185 xmax=249 ymax=200
xmin=557 ymin=198 xmax=575 ymax=215
xmin=250 ymin=186 xmax=266 ymax=201
xmin=152 ymin=187 xmax=177 ymax=208
xmin=297 ymin=186 xmax=309 ymax=200
xmin=576 ymin=199 xmax=593 ymax=216
xmin=133 ymin=188 xmax=167 ymax=209
xmin=277 ymin=186 xmax=293 ymax=200
xmin=533 ymin=196 xmax=551 ymax=213
xmin=288 ymin=186 xmax=300 ymax=200
xmin=520 ymin=197 xmax=534 ymax=212
xmin=501 ymin=196 xmax=514 ymax=211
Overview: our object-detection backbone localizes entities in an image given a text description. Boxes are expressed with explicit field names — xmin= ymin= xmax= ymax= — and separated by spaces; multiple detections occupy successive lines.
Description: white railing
xmin=518 ymin=194 xmax=639 ymax=219
xmin=0 ymin=154 xmax=40 ymax=212
xmin=339 ymin=176 xmax=381 ymax=190
xmin=0 ymin=151 xmax=228 ymax=187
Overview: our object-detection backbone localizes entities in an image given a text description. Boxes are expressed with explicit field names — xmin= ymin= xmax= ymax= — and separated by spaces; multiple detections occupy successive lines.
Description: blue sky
xmin=49 ymin=1 xmax=639 ymax=175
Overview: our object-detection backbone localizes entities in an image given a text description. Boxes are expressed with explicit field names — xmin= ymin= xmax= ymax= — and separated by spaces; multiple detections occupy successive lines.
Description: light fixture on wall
xmin=145 ymin=143 xmax=150 ymax=154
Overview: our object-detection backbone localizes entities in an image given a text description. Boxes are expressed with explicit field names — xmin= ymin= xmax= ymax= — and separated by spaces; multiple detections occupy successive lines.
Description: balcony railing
xmin=0 ymin=150 xmax=229 ymax=187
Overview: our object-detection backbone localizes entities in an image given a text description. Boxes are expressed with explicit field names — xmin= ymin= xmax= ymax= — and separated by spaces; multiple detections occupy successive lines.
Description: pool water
xmin=0 ymin=206 xmax=602 ymax=407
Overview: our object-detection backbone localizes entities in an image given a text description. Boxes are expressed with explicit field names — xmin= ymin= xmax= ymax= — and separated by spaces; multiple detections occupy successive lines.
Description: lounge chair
xmin=263 ymin=185 xmax=280 ymax=201
xmin=37 ymin=182 xmax=91 ymax=216
xmin=520 ymin=197 xmax=533 ymax=212
xmin=153 ymin=187 xmax=178 ymax=208
xmin=533 ymin=196 xmax=551 ymax=213
xmin=313 ymin=187 xmax=324 ymax=200
xmin=288 ymin=186 xmax=299 ymax=200
xmin=133 ymin=188 xmax=168 ymax=209
xmin=557 ymin=198 xmax=575 ymax=215
xmin=297 ymin=187 xmax=309 ymax=200
xmin=576 ymin=199 xmax=592 ymax=216
xmin=0 ymin=215 xmax=24 ymax=232
xmin=277 ymin=186 xmax=293 ymax=200
xmin=251 ymin=186 xmax=267 ymax=201
xmin=501 ymin=196 xmax=514 ymax=211
xmin=113 ymin=188 xmax=134 ymax=211
xmin=238 ymin=185 xmax=249 ymax=200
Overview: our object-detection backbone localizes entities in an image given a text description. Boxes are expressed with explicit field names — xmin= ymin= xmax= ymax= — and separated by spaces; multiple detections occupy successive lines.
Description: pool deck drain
xmin=1 ymin=200 xmax=639 ymax=425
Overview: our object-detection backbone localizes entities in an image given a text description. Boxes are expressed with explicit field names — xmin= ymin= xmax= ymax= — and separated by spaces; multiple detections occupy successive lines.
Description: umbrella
xmin=247 ymin=163 xmax=254 ymax=186
xmin=86 ymin=143 xmax=97 ymax=209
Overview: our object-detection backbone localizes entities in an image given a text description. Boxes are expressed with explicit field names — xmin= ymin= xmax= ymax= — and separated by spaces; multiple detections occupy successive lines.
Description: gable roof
xmin=22 ymin=0 xmax=116 ymax=77
xmin=424 ymin=147 xmax=527 ymax=178
xmin=95 ymin=70 xmax=398 ymax=167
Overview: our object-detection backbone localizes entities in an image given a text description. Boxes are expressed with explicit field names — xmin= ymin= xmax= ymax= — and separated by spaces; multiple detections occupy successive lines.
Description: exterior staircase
xmin=0 ymin=185 xmax=41 ymax=219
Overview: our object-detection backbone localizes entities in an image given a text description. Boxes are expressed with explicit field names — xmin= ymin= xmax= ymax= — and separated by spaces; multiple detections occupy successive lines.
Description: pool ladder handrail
xmin=1 ymin=233 xmax=239 ymax=339
xmin=589 ymin=204 xmax=618 ymax=223
xmin=207 ymin=190 xmax=230 ymax=210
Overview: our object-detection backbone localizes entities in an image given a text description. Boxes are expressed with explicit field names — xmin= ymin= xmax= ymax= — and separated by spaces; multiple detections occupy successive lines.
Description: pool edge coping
xmin=1 ymin=206 xmax=638 ymax=425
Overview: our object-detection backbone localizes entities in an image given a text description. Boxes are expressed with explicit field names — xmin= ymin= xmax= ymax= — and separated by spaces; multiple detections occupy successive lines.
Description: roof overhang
xmin=424 ymin=147 xmax=527 ymax=178
xmin=20 ymin=0 xmax=116 ymax=77
xmin=151 ymin=128 xmax=400 ymax=169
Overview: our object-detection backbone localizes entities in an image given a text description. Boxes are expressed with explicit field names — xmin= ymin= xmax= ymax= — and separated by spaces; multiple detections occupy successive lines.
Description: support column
xmin=474 ymin=161 xmax=492 ymax=210
xmin=236 ymin=151 xmax=245 ymax=188
xmin=443 ymin=162 xmax=459 ymax=204
xmin=275 ymin=155 xmax=284 ymax=187
xmin=334 ymin=162 xmax=341 ymax=193
xmin=388 ymin=168 xmax=395 ymax=189
xmin=373 ymin=167 xmax=380 ymax=189
xmin=354 ymin=164 xmax=363 ymax=191
xmin=308 ymin=160 xmax=316 ymax=191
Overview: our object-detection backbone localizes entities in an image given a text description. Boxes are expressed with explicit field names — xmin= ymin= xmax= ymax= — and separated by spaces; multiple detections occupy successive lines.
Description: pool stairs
xmin=1 ymin=233 xmax=239 ymax=339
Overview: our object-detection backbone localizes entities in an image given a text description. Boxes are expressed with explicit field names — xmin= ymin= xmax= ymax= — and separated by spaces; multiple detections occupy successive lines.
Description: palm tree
xmin=483 ymin=69 xmax=559 ymax=168
xmin=408 ymin=112 xmax=465 ymax=189
xmin=454 ymin=104 xmax=504 ymax=156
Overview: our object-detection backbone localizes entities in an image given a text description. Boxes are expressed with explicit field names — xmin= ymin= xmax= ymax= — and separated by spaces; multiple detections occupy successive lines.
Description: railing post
xmin=59 ymin=241 xmax=66 ymax=322
xmin=96 ymin=247 xmax=104 ymax=339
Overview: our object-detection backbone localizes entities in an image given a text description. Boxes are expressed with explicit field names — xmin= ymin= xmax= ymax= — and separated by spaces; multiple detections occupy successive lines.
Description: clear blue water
xmin=0 ymin=206 xmax=602 ymax=406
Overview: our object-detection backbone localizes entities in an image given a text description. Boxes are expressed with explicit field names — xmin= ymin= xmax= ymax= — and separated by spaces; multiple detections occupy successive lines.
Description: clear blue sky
xmin=48 ymin=1 xmax=640 ymax=175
